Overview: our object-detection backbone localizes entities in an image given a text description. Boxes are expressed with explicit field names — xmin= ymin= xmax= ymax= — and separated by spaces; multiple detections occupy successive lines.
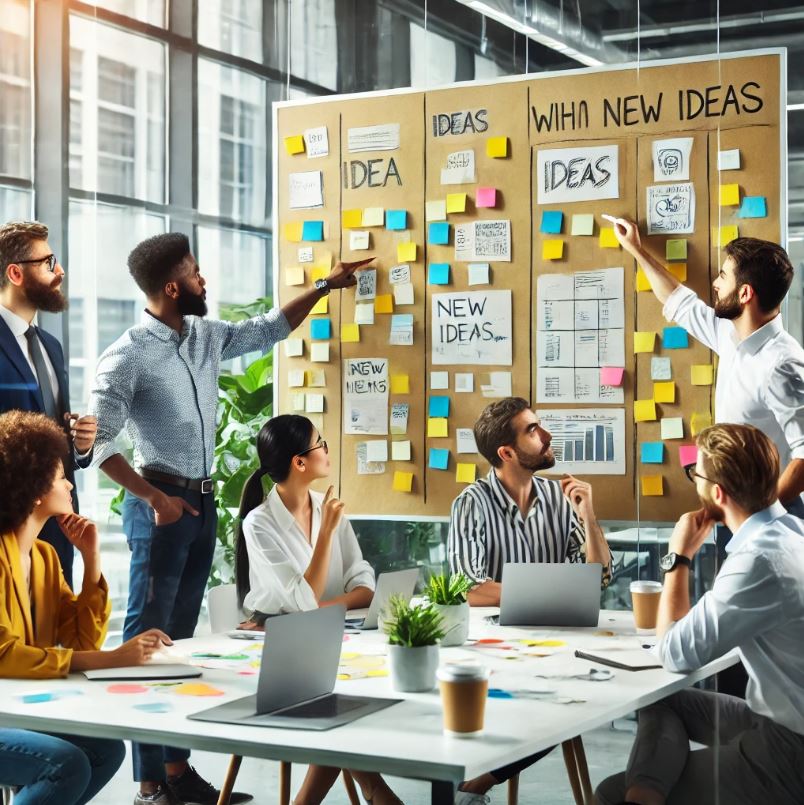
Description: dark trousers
xmin=121 ymin=481 xmax=217 ymax=782
xmin=38 ymin=517 xmax=74 ymax=589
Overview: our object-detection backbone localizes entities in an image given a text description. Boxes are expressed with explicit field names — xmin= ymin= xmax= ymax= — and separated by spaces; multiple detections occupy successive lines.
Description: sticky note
xmin=456 ymin=463 xmax=476 ymax=484
xmin=310 ymin=295 xmax=328 ymax=315
xmin=427 ymin=418 xmax=448 ymax=438
xmin=600 ymin=367 xmax=624 ymax=386
xmin=284 ymin=338 xmax=303 ymax=358
xmin=430 ymin=371 xmax=449 ymax=390
xmin=284 ymin=135 xmax=305 ymax=155
xmin=390 ymin=375 xmax=410 ymax=394
xmin=426 ymin=200 xmax=447 ymax=221
xmin=668 ymin=263 xmax=687 ymax=282
xmin=393 ymin=283 xmax=414 ymax=306
xmin=455 ymin=373 xmax=474 ymax=393
xmin=468 ymin=263 xmax=490 ymax=286
xmin=283 ymin=222 xmax=303 ymax=242
xmin=691 ymin=412 xmax=713 ymax=436
xmin=429 ymin=395 xmax=450 ymax=418
xmin=374 ymin=294 xmax=394 ymax=314
xmin=298 ymin=247 xmax=313 ymax=263
xmin=397 ymin=242 xmax=416 ymax=262
xmin=429 ymin=222 xmax=450 ymax=245
xmin=311 ymin=266 xmax=329 ymax=283
xmin=691 ymin=365 xmax=714 ymax=386
xmin=718 ymin=149 xmax=740 ymax=170
xmin=661 ymin=417 xmax=684 ymax=440
xmin=651 ymin=357 xmax=672 ymax=381
xmin=342 ymin=209 xmax=363 ymax=228
xmin=354 ymin=302 xmax=374 ymax=325
xmin=310 ymin=342 xmax=329 ymax=362
xmin=635 ymin=268 xmax=651 ymax=292
xmin=641 ymin=475 xmax=664 ymax=496
xmin=475 ymin=187 xmax=496 ymax=208
xmin=386 ymin=209 xmax=407 ymax=230
xmin=306 ymin=370 xmax=325 ymax=388
xmin=310 ymin=319 xmax=331 ymax=340
xmin=362 ymin=207 xmax=384 ymax=227
xmin=291 ymin=393 xmax=305 ymax=411
xmin=739 ymin=196 xmax=767 ymax=219
xmin=288 ymin=370 xmax=305 ymax=388
xmin=634 ymin=400 xmax=657 ymax=422
xmin=349 ymin=230 xmax=369 ymax=250
xmin=391 ymin=440 xmax=411 ymax=461
xmin=366 ymin=440 xmax=388 ymax=463
xmin=571 ymin=214 xmax=594 ymax=236
xmin=542 ymin=239 xmax=564 ymax=260
xmin=486 ymin=136 xmax=508 ymax=158
xmin=599 ymin=227 xmax=620 ymax=248
xmin=428 ymin=263 xmax=450 ymax=285
xmin=666 ymin=239 xmax=687 ymax=260
xmin=679 ymin=445 xmax=698 ymax=467
xmin=653 ymin=381 xmax=676 ymax=403
xmin=634 ymin=331 xmax=656 ymax=353
xmin=305 ymin=393 xmax=324 ymax=413
xmin=719 ymin=184 xmax=740 ymax=206
xmin=341 ymin=323 xmax=360 ymax=343
xmin=285 ymin=266 xmax=305 ymax=286
xmin=713 ymin=225 xmax=739 ymax=247
xmin=429 ymin=447 xmax=450 ymax=470
xmin=662 ymin=327 xmax=689 ymax=349
xmin=641 ymin=442 xmax=664 ymax=464
xmin=393 ymin=471 xmax=413 ymax=492
xmin=540 ymin=211 xmax=563 ymax=234
xmin=302 ymin=220 xmax=324 ymax=241
xmin=446 ymin=193 xmax=467 ymax=214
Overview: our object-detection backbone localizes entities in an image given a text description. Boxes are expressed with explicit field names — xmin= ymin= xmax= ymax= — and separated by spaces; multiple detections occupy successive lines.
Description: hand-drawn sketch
xmin=647 ymin=183 xmax=695 ymax=235
xmin=652 ymin=137 xmax=693 ymax=182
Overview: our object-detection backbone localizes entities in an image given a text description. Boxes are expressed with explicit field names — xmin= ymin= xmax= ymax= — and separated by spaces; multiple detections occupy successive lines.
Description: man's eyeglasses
xmin=16 ymin=254 xmax=58 ymax=273
xmin=683 ymin=463 xmax=716 ymax=485
xmin=297 ymin=438 xmax=328 ymax=457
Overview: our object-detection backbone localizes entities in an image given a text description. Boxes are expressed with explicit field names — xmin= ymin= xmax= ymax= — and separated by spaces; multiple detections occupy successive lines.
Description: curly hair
xmin=0 ymin=221 xmax=49 ymax=289
xmin=127 ymin=232 xmax=191 ymax=297
xmin=473 ymin=397 xmax=530 ymax=467
xmin=0 ymin=411 xmax=69 ymax=533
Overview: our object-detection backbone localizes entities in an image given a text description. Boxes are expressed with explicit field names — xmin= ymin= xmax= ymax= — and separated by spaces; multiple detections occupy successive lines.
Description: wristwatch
xmin=660 ymin=552 xmax=693 ymax=573
xmin=314 ymin=278 xmax=330 ymax=295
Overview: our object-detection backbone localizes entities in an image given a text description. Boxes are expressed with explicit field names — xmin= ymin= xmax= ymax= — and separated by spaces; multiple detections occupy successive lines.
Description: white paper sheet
xmin=288 ymin=171 xmax=323 ymax=209
xmin=440 ymin=149 xmax=475 ymax=184
xmin=356 ymin=443 xmax=385 ymax=475
xmin=390 ymin=403 xmax=409 ymax=435
xmin=480 ymin=371 xmax=512 ymax=398
xmin=355 ymin=269 xmax=377 ymax=300
xmin=647 ymin=183 xmax=695 ymax=235
xmin=347 ymin=123 xmax=400 ymax=152
xmin=652 ymin=137 xmax=693 ymax=182
xmin=456 ymin=428 xmax=479 ymax=454
xmin=536 ymin=144 xmax=619 ymax=205
xmin=303 ymin=126 xmax=329 ymax=158
xmin=343 ymin=358 xmax=388 ymax=435
xmin=389 ymin=264 xmax=411 ymax=284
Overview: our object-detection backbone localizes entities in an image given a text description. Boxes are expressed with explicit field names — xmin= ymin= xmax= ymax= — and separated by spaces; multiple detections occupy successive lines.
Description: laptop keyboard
xmin=273 ymin=695 xmax=365 ymax=719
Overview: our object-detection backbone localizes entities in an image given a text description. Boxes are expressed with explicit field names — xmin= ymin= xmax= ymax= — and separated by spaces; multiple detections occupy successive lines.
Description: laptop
xmin=346 ymin=567 xmax=419 ymax=630
xmin=499 ymin=563 xmax=602 ymax=626
xmin=190 ymin=605 xmax=400 ymax=731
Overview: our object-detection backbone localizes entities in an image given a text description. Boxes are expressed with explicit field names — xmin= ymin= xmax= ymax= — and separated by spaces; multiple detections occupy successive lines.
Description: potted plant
xmin=424 ymin=572 xmax=473 ymax=647
xmin=383 ymin=595 xmax=445 ymax=692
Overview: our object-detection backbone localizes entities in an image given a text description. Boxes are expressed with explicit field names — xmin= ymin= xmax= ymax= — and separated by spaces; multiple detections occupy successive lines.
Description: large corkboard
xmin=273 ymin=50 xmax=785 ymax=521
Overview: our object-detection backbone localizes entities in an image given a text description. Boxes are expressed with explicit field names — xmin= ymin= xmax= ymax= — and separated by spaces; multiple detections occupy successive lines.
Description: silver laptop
xmin=346 ymin=567 xmax=419 ymax=630
xmin=190 ymin=605 xmax=399 ymax=730
xmin=500 ymin=563 xmax=602 ymax=626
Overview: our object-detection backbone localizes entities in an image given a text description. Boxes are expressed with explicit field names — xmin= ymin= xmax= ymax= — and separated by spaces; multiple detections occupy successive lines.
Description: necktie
xmin=24 ymin=326 xmax=59 ymax=420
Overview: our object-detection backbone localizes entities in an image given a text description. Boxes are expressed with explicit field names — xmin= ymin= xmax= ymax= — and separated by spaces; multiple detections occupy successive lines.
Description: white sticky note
xmin=303 ymin=126 xmax=329 ymax=158
xmin=284 ymin=338 xmax=304 ymax=358
xmin=354 ymin=302 xmax=375 ymax=325
xmin=291 ymin=393 xmax=306 ymax=411
xmin=660 ymin=417 xmax=684 ymax=440
xmin=288 ymin=370 xmax=305 ymax=387
xmin=310 ymin=342 xmax=329 ymax=363
xmin=366 ymin=440 xmax=389 ymax=463
xmin=355 ymin=269 xmax=377 ymax=301
xmin=350 ymin=230 xmax=370 ymax=250
xmin=389 ymin=264 xmax=410 ymax=285
xmin=456 ymin=428 xmax=479 ymax=454
xmin=468 ymin=263 xmax=490 ymax=286
xmin=390 ymin=402 xmax=409 ymax=435
xmin=455 ymin=373 xmax=474 ymax=393
xmin=305 ymin=393 xmax=325 ymax=413
xmin=481 ymin=371 xmax=512 ymax=398
xmin=393 ymin=282 xmax=414 ymax=306
xmin=298 ymin=247 xmax=313 ymax=263
xmin=362 ymin=207 xmax=385 ymax=227
xmin=718 ymin=149 xmax=741 ymax=171
xmin=426 ymin=200 xmax=447 ymax=221
xmin=430 ymin=371 xmax=449 ymax=390
xmin=650 ymin=357 xmax=672 ymax=381
xmin=391 ymin=440 xmax=411 ymax=461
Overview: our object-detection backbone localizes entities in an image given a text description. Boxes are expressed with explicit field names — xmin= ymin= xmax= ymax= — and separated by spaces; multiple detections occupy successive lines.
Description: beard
xmin=176 ymin=284 xmax=208 ymax=317
xmin=699 ymin=489 xmax=726 ymax=522
xmin=23 ymin=274 xmax=67 ymax=313
xmin=714 ymin=287 xmax=741 ymax=319
xmin=514 ymin=443 xmax=555 ymax=472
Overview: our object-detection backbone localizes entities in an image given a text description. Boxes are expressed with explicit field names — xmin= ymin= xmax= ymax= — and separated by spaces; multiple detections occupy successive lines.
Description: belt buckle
xmin=200 ymin=479 xmax=214 ymax=495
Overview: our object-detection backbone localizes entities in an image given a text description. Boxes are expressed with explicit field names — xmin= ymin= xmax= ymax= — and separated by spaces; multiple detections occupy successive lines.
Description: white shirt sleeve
xmin=338 ymin=519 xmax=376 ymax=594
xmin=763 ymin=355 xmax=804 ymax=461
xmin=662 ymin=284 xmax=723 ymax=354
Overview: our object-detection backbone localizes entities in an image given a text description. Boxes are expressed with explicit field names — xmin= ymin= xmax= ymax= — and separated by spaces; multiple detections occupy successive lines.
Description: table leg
xmin=572 ymin=736 xmax=593 ymax=804
xmin=561 ymin=740 xmax=584 ymax=805
xmin=431 ymin=780 xmax=455 ymax=804
xmin=279 ymin=761 xmax=292 ymax=805
xmin=217 ymin=755 xmax=242 ymax=805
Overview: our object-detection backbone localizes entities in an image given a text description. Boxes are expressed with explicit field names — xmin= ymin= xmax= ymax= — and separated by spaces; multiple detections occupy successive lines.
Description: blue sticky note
xmin=302 ymin=220 xmax=324 ymax=241
xmin=662 ymin=326 xmax=689 ymax=349
xmin=641 ymin=442 xmax=665 ymax=464
xmin=428 ymin=263 xmax=450 ymax=285
xmin=429 ymin=222 xmax=450 ymax=245
xmin=540 ymin=210 xmax=563 ymax=234
xmin=310 ymin=318 xmax=331 ymax=340
xmin=386 ymin=209 xmax=407 ymax=230
xmin=391 ymin=314 xmax=414 ymax=329
xmin=429 ymin=395 xmax=450 ymax=418
xmin=738 ymin=196 xmax=767 ymax=219
xmin=429 ymin=447 xmax=450 ymax=471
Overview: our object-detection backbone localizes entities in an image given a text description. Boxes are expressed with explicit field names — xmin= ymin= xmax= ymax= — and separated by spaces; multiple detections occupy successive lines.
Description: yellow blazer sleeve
xmin=56 ymin=572 xmax=111 ymax=652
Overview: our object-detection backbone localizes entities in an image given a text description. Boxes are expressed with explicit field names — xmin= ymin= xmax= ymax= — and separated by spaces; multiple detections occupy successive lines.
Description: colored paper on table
xmin=635 ymin=268 xmax=651 ymax=292
xmin=651 ymin=357 xmax=672 ymax=381
xmin=600 ymin=367 xmax=624 ymax=386
xmin=653 ymin=381 xmax=676 ymax=403
xmin=641 ymin=475 xmax=664 ymax=496
xmin=430 ymin=371 xmax=449 ymax=390
xmin=542 ymin=239 xmax=564 ymax=260
xmin=486 ymin=136 xmax=508 ymax=158
xmin=342 ymin=209 xmax=363 ymax=228
xmin=174 ymin=683 xmax=225 ymax=697
xmin=475 ymin=187 xmax=496 ymax=208
xmin=599 ymin=227 xmax=619 ymax=248
xmin=429 ymin=222 xmax=450 ymax=245
xmin=713 ymin=225 xmax=739 ymax=247
xmin=662 ymin=327 xmax=689 ymax=349
xmin=310 ymin=295 xmax=328 ymax=315
xmin=390 ymin=375 xmax=410 ymax=394
xmin=429 ymin=447 xmax=450 ymax=470
xmin=446 ymin=193 xmax=467 ymax=213
xmin=310 ymin=342 xmax=329 ymax=363
xmin=540 ymin=210 xmax=563 ymax=234
xmin=679 ymin=445 xmax=698 ymax=466
xmin=425 ymin=200 xmax=447 ymax=221
xmin=374 ymin=294 xmax=394 ymax=314
xmin=691 ymin=364 xmax=714 ymax=385
xmin=634 ymin=331 xmax=656 ymax=353
xmin=571 ymin=214 xmax=594 ymax=236
xmin=386 ymin=209 xmax=407 ymax=230
xmin=428 ymin=263 xmax=450 ymax=285
xmin=668 ymin=263 xmax=687 ymax=282
xmin=283 ymin=222 xmax=303 ymax=242
xmin=341 ymin=323 xmax=360 ymax=343
xmin=391 ymin=440 xmax=411 ymax=461
xmin=666 ymin=239 xmax=687 ymax=260
xmin=719 ymin=184 xmax=740 ymax=206
xmin=634 ymin=400 xmax=657 ymax=422
xmin=284 ymin=135 xmax=305 ymax=155
xmin=739 ymin=196 xmax=767 ymax=218
xmin=108 ymin=683 xmax=148 ymax=694
xmin=393 ymin=283 xmax=414 ymax=306
xmin=468 ymin=263 xmax=490 ymax=286
xmin=302 ymin=220 xmax=324 ymax=241
xmin=661 ymin=417 xmax=684 ymax=440
xmin=641 ymin=442 xmax=664 ymax=464
xmin=397 ymin=242 xmax=416 ymax=262
xmin=284 ymin=338 xmax=303 ymax=358
xmin=718 ymin=149 xmax=741 ymax=170
xmin=361 ymin=207 xmax=384 ymax=227
xmin=310 ymin=319 xmax=331 ymax=340
xmin=428 ymin=395 xmax=450 ymax=418
xmin=427 ymin=418 xmax=448 ymax=438
xmin=456 ymin=463 xmax=476 ymax=484
xmin=393 ymin=471 xmax=413 ymax=492
xmin=691 ymin=411 xmax=713 ymax=436
xmin=285 ymin=266 xmax=305 ymax=286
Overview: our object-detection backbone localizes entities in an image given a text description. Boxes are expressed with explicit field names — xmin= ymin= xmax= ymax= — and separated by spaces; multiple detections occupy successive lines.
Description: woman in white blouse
xmin=235 ymin=415 xmax=401 ymax=805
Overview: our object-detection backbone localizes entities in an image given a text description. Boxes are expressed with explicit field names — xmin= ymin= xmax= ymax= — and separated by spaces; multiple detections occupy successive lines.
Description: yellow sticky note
xmin=641 ymin=475 xmax=664 ymax=497
xmin=719 ymin=183 xmax=740 ymax=206
xmin=284 ymin=135 xmax=305 ymax=155
xmin=668 ymin=263 xmax=687 ymax=282
xmin=456 ymin=463 xmax=476 ymax=484
xmin=374 ymin=294 xmax=394 ymax=314
xmin=390 ymin=375 xmax=410 ymax=394
xmin=691 ymin=364 xmax=714 ymax=386
xmin=310 ymin=295 xmax=328 ymax=315
xmin=486 ymin=136 xmax=508 ymax=158
xmin=634 ymin=331 xmax=656 ymax=354
xmin=446 ymin=193 xmax=467 ymax=213
xmin=427 ymin=418 xmax=448 ymax=438
xmin=342 ymin=209 xmax=363 ymax=229
xmin=599 ymin=227 xmax=620 ymax=248
xmin=653 ymin=381 xmax=676 ymax=403
xmin=713 ymin=225 xmax=739 ymax=247
xmin=393 ymin=471 xmax=413 ymax=493
xmin=397 ymin=242 xmax=416 ymax=262
xmin=311 ymin=266 xmax=329 ymax=283
xmin=542 ymin=239 xmax=564 ymax=260
xmin=634 ymin=400 xmax=657 ymax=422
xmin=340 ymin=323 xmax=360 ymax=343
xmin=635 ymin=267 xmax=651 ymax=292
xmin=691 ymin=411 xmax=713 ymax=436
xmin=283 ymin=222 xmax=303 ymax=242
xmin=285 ymin=267 xmax=305 ymax=286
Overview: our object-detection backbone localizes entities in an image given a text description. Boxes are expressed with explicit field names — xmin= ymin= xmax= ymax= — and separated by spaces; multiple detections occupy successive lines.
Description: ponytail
xmin=235 ymin=467 xmax=269 ymax=610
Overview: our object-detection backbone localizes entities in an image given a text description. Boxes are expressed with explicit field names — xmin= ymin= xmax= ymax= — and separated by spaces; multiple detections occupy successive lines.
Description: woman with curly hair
xmin=0 ymin=410 xmax=171 ymax=805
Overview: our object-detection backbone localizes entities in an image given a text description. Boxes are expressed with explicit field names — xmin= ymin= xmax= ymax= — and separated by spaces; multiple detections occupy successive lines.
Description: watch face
xmin=660 ymin=552 xmax=676 ymax=571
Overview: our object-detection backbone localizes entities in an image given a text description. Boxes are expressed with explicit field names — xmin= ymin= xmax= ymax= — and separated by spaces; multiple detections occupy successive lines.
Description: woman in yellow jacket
xmin=0 ymin=410 xmax=171 ymax=805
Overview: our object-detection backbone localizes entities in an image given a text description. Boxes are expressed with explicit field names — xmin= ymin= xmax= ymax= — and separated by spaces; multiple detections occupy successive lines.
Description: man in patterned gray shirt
xmin=89 ymin=232 xmax=367 ymax=805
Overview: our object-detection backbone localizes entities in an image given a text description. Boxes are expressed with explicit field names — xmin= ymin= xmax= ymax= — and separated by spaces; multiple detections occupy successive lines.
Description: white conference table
xmin=0 ymin=609 xmax=735 ymax=804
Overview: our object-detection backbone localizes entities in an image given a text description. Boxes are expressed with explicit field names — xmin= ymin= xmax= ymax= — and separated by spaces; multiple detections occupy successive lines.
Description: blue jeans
xmin=0 ymin=728 xmax=125 ymax=805
xmin=122 ymin=481 xmax=217 ymax=782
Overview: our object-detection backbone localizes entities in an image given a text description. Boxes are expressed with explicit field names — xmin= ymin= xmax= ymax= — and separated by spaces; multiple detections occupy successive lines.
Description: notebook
xmin=574 ymin=648 xmax=662 ymax=671
xmin=83 ymin=664 xmax=202 ymax=681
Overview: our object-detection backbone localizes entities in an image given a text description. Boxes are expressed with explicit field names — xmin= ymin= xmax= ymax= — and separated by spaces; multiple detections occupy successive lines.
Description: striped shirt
xmin=448 ymin=469 xmax=611 ymax=587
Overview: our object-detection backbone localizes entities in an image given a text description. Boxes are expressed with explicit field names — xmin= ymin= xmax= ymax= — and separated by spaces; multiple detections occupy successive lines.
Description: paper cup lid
xmin=630 ymin=580 xmax=663 ymax=592
xmin=437 ymin=661 xmax=489 ymax=682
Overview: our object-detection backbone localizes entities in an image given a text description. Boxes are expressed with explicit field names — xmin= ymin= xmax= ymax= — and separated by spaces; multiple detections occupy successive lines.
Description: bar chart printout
xmin=536 ymin=409 xmax=626 ymax=475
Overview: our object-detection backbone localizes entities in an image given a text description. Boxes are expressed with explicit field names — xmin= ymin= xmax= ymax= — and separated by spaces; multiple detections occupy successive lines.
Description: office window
xmin=289 ymin=0 xmax=338 ymax=90
xmin=475 ymin=53 xmax=505 ymax=79
xmin=0 ymin=186 xmax=32 ymax=220
xmin=0 ymin=0 xmax=31 ymax=179
xmin=78 ymin=0 xmax=166 ymax=27
xmin=198 ymin=0 xmax=262 ymax=63
xmin=97 ymin=298 xmax=137 ymax=353
xmin=410 ymin=23 xmax=456 ymax=88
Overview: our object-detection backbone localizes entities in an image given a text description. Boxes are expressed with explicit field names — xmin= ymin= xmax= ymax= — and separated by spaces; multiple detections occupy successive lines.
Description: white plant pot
xmin=432 ymin=602 xmax=470 ymax=647
xmin=388 ymin=644 xmax=439 ymax=692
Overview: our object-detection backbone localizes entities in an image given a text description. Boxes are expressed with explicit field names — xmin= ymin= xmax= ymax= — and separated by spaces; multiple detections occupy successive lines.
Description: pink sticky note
xmin=678 ymin=445 xmax=698 ymax=466
xmin=475 ymin=187 xmax=497 ymax=208
xmin=600 ymin=367 xmax=624 ymax=386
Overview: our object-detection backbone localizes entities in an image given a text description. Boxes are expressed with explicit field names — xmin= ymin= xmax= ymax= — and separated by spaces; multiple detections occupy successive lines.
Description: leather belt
xmin=141 ymin=468 xmax=214 ymax=495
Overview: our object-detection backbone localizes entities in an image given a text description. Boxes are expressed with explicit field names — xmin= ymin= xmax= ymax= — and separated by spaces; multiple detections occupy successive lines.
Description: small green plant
xmin=425 ymin=572 xmax=473 ymax=605
xmin=383 ymin=595 xmax=445 ymax=647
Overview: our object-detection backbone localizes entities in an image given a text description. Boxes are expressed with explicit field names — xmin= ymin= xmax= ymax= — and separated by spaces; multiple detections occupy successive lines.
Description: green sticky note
xmin=666 ymin=239 xmax=687 ymax=261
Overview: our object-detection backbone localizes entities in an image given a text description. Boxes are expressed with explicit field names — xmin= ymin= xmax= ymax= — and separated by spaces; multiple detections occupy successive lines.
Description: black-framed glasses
xmin=683 ymin=463 xmax=716 ymax=485
xmin=16 ymin=254 xmax=57 ymax=273
xmin=297 ymin=438 xmax=328 ymax=457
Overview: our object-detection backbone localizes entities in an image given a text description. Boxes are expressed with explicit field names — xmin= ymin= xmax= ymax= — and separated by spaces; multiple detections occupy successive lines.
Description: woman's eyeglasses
xmin=16 ymin=254 xmax=58 ymax=273
xmin=297 ymin=438 xmax=328 ymax=457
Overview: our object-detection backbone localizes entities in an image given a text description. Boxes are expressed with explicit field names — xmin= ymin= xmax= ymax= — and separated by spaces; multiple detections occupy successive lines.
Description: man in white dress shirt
xmin=596 ymin=423 xmax=804 ymax=805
